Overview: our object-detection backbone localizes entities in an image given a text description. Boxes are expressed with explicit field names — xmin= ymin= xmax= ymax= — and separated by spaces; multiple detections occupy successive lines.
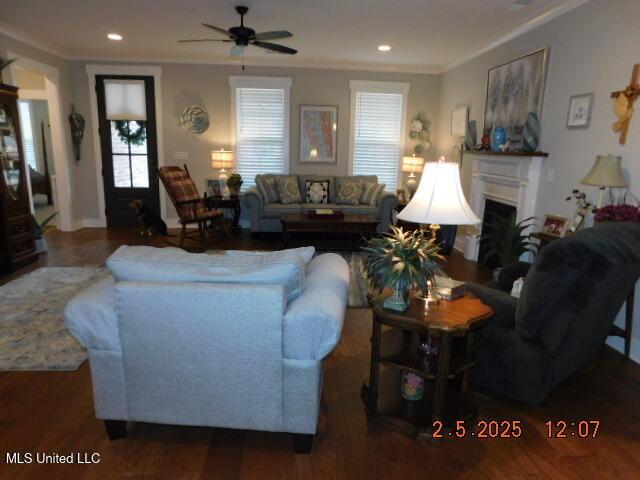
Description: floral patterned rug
xmin=0 ymin=267 xmax=108 ymax=371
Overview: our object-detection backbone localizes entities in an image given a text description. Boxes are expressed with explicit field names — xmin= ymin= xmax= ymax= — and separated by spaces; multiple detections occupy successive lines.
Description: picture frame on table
xmin=0 ymin=108 xmax=8 ymax=127
xmin=206 ymin=178 xmax=221 ymax=197
xmin=566 ymin=93 xmax=595 ymax=129
xmin=396 ymin=189 xmax=406 ymax=204
xmin=299 ymin=105 xmax=338 ymax=163
xmin=451 ymin=106 xmax=468 ymax=137
xmin=566 ymin=212 xmax=585 ymax=235
xmin=540 ymin=214 xmax=569 ymax=237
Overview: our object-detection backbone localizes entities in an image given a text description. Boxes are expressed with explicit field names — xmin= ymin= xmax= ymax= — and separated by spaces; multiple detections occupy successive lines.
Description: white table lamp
xmin=580 ymin=154 xmax=628 ymax=208
xmin=402 ymin=154 xmax=424 ymax=199
xmin=211 ymin=149 xmax=234 ymax=197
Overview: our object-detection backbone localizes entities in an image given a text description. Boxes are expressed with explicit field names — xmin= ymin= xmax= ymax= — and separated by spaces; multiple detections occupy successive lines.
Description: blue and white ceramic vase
xmin=491 ymin=127 xmax=506 ymax=152
xmin=522 ymin=113 xmax=540 ymax=152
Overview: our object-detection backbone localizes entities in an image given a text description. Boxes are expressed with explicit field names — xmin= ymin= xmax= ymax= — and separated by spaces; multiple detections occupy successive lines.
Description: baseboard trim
xmin=72 ymin=218 xmax=106 ymax=230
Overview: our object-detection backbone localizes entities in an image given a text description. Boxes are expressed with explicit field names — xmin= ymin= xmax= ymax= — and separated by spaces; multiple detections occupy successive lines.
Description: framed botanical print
xmin=299 ymin=105 xmax=337 ymax=163
xmin=566 ymin=93 xmax=595 ymax=129
xmin=451 ymin=106 xmax=468 ymax=137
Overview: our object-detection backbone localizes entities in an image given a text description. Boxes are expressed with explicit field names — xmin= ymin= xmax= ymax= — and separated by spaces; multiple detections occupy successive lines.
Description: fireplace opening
xmin=478 ymin=199 xmax=517 ymax=269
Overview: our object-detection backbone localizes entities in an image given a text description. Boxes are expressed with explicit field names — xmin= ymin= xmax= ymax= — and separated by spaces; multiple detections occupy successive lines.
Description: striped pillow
xmin=256 ymin=176 xmax=279 ymax=204
xmin=361 ymin=182 xmax=386 ymax=206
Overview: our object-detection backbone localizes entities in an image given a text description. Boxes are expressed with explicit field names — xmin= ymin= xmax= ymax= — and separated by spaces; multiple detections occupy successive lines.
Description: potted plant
xmin=362 ymin=226 xmax=443 ymax=311
xmin=479 ymin=212 xmax=537 ymax=272
xmin=31 ymin=212 xmax=58 ymax=253
xmin=227 ymin=173 xmax=243 ymax=197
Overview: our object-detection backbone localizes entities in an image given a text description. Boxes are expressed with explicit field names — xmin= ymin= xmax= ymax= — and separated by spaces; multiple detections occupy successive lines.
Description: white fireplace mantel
xmin=460 ymin=151 xmax=548 ymax=261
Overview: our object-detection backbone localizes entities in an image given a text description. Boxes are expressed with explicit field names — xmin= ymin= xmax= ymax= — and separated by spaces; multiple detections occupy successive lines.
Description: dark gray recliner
xmin=466 ymin=222 xmax=640 ymax=405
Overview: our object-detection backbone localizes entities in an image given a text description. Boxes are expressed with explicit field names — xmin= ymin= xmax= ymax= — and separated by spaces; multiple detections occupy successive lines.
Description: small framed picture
xmin=0 ymin=108 xmax=8 ymax=127
xmin=566 ymin=212 xmax=585 ymax=235
xmin=396 ymin=189 xmax=406 ymax=204
xmin=567 ymin=93 xmax=595 ymax=129
xmin=206 ymin=178 xmax=221 ymax=197
xmin=451 ymin=106 xmax=468 ymax=137
xmin=540 ymin=215 xmax=569 ymax=237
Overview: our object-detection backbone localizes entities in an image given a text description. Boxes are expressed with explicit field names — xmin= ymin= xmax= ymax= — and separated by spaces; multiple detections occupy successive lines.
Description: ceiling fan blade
xmin=252 ymin=41 xmax=297 ymax=55
xmin=252 ymin=30 xmax=293 ymax=41
xmin=202 ymin=23 xmax=236 ymax=39
xmin=178 ymin=39 xmax=232 ymax=43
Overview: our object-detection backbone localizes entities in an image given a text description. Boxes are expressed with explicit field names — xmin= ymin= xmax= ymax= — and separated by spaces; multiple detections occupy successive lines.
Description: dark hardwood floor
xmin=1 ymin=227 xmax=639 ymax=479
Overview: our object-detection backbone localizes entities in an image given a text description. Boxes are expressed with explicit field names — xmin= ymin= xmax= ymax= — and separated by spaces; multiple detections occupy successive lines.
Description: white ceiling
xmin=0 ymin=0 xmax=588 ymax=73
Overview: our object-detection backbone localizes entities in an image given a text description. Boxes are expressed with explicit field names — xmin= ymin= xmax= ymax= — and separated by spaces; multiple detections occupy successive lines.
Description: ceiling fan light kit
xmin=178 ymin=5 xmax=297 ymax=69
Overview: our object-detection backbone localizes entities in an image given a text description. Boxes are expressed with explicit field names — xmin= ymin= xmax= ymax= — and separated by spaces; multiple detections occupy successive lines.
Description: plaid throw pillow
xmin=166 ymin=178 xmax=202 ymax=221
xmin=256 ymin=176 xmax=279 ymax=204
xmin=361 ymin=182 xmax=386 ymax=206
xmin=335 ymin=181 xmax=365 ymax=205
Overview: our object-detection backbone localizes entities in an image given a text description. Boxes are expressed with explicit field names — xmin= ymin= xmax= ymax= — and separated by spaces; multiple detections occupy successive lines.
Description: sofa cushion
xmin=335 ymin=181 xmax=365 ymax=205
xmin=304 ymin=179 xmax=330 ymax=204
xmin=335 ymin=175 xmax=377 ymax=192
xmin=299 ymin=175 xmax=335 ymax=202
xmin=263 ymin=203 xmax=302 ymax=218
xmin=275 ymin=175 xmax=302 ymax=204
xmin=106 ymin=245 xmax=307 ymax=301
xmin=255 ymin=175 xmax=280 ymax=204
xmin=223 ymin=246 xmax=315 ymax=264
xmin=361 ymin=182 xmax=386 ymax=206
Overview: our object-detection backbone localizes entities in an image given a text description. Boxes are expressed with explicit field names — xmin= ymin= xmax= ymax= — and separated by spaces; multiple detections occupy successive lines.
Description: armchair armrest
xmin=242 ymin=187 xmax=264 ymax=233
xmin=377 ymin=191 xmax=399 ymax=233
xmin=493 ymin=261 xmax=532 ymax=292
xmin=466 ymin=283 xmax=518 ymax=328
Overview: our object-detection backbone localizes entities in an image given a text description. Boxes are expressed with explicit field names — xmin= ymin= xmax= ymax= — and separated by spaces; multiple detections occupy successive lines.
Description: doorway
xmin=95 ymin=75 xmax=160 ymax=227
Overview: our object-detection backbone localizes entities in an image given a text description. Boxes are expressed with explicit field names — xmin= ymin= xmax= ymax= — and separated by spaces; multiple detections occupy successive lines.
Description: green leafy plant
xmin=31 ymin=212 xmax=58 ymax=239
xmin=479 ymin=212 xmax=537 ymax=266
xmin=227 ymin=172 xmax=243 ymax=192
xmin=362 ymin=226 xmax=443 ymax=293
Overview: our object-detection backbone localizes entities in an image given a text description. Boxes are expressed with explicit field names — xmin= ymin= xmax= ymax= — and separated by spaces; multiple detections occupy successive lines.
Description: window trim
xmin=348 ymin=80 xmax=409 ymax=189
xmin=229 ymin=76 xmax=292 ymax=179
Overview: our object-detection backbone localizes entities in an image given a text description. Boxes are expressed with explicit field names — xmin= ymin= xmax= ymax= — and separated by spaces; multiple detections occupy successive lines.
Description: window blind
xmin=18 ymin=101 xmax=39 ymax=171
xmin=235 ymin=87 xmax=285 ymax=189
xmin=352 ymin=91 xmax=404 ymax=190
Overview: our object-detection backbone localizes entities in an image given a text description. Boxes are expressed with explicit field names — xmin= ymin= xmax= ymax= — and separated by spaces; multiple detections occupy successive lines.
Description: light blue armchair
xmin=64 ymin=247 xmax=349 ymax=453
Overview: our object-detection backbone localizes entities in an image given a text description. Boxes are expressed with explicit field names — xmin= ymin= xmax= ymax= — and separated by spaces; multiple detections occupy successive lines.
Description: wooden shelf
xmin=463 ymin=150 xmax=549 ymax=158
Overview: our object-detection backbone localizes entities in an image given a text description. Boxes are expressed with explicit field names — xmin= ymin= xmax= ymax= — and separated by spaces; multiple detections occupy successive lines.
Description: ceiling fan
xmin=178 ymin=5 xmax=297 ymax=69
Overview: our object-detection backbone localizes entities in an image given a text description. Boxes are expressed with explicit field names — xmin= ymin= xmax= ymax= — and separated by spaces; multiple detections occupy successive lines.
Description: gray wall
xmin=436 ymin=0 xmax=640 ymax=358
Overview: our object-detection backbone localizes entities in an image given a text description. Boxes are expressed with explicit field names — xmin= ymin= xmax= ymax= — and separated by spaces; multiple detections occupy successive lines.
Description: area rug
xmin=0 ymin=267 xmax=108 ymax=371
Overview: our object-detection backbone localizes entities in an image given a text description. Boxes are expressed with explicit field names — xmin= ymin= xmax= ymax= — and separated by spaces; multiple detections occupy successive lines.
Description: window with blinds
xmin=18 ymin=101 xmax=39 ymax=171
xmin=234 ymin=86 xmax=287 ymax=190
xmin=350 ymin=82 xmax=408 ymax=190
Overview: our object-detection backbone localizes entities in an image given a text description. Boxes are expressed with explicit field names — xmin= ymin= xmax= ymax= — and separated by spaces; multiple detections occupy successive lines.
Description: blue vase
xmin=491 ymin=127 xmax=506 ymax=152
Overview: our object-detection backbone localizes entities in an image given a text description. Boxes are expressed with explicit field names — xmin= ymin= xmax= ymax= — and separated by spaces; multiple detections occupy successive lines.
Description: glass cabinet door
xmin=0 ymin=104 xmax=21 ymax=200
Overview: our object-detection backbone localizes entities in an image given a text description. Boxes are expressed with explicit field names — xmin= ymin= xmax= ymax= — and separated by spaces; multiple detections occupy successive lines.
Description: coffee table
xmin=280 ymin=213 xmax=379 ymax=248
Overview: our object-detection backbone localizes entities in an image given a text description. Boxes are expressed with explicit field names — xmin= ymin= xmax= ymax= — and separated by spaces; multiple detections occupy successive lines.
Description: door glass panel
xmin=0 ymin=105 xmax=22 ymax=199
xmin=113 ymin=155 xmax=131 ymax=187
xmin=131 ymin=155 xmax=149 ymax=188
xmin=110 ymin=122 xmax=129 ymax=154
xmin=128 ymin=121 xmax=147 ymax=155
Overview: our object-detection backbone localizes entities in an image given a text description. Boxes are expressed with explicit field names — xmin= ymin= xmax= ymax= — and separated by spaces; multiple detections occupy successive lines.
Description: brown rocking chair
xmin=158 ymin=165 xmax=224 ymax=247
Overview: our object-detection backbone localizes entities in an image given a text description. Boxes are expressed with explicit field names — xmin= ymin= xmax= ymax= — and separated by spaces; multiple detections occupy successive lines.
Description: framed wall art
xmin=451 ymin=106 xmax=468 ymax=137
xmin=566 ymin=93 xmax=595 ymax=129
xmin=299 ymin=105 xmax=337 ymax=163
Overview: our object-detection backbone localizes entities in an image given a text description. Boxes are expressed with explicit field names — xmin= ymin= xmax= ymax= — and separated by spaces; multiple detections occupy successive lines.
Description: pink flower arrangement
xmin=594 ymin=204 xmax=640 ymax=223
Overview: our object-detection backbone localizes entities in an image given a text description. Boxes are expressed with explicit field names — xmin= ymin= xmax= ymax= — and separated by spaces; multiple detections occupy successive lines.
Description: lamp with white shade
xmin=211 ymin=149 xmax=234 ymax=198
xmin=580 ymin=154 xmax=628 ymax=208
xmin=402 ymin=154 xmax=424 ymax=199
xmin=398 ymin=157 xmax=480 ymax=303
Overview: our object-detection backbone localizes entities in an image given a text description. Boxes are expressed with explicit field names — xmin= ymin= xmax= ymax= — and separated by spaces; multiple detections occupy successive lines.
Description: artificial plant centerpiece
xmin=227 ymin=172 xmax=243 ymax=196
xmin=362 ymin=226 xmax=443 ymax=312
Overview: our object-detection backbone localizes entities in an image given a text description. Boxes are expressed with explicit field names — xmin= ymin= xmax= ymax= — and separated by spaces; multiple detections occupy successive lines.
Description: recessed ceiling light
xmin=107 ymin=33 xmax=123 ymax=41
xmin=378 ymin=45 xmax=391 ymax=52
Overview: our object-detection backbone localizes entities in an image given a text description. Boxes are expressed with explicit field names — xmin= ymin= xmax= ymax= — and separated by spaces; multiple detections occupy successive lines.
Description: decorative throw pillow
xmin=335 ymin=181 xmax=365 ymax=205
xmin=275 ymin=175 xmax=302 ymax=204
xmin=255 ymin=176 xmax=279 ymax=204
xmin=305 ymin=180 xmax=330 ymax=204
xmin=361 ymin=182 xmax=386 ymax=206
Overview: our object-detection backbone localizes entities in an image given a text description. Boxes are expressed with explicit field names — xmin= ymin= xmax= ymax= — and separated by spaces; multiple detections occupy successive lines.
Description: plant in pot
xmin=362 ymin=226 xmax=443 ymax=312
xmin=479 ymin=212 xmax=537 ymax=275
xmin=31 ymin=212 xmax=58 ymax=254
xmin=227 ymin=172 xmax=243 ymax=197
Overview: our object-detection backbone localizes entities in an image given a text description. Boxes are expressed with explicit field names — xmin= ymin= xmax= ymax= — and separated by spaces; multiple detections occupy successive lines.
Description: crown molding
xmin=0 ymin=20 xmax=69 ymax=58
xmin=442 ymin=0 xmax=592 ymax=72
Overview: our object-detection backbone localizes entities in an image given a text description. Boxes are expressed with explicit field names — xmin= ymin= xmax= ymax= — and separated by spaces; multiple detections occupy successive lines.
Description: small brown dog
xmin=130 ymin=200 xmax=169 ymax=237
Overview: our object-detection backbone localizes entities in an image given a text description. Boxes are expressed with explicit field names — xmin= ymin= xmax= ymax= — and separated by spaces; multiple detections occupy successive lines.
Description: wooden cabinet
xmin=0 ymin=83 xmax=37 ymax=275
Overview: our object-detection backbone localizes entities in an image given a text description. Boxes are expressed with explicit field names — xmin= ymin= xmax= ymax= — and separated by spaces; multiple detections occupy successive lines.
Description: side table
xmin=206 ymin=195 xmax=241 ymax=235
xmin=362 ymin=291 xmax=493 ymax=439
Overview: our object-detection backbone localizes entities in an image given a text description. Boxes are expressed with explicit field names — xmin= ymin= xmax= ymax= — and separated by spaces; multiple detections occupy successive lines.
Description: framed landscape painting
xmin=483 ymin=48 xmax=549 ymax=134
xmin=299 ymin=105 xmax=337 ymax=163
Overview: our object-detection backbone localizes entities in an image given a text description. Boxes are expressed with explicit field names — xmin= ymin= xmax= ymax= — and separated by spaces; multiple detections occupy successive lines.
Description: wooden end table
xmin=280 ymin=213 xmax=378 ymax=248
xmin=362 ymin=291 xmax=493 ymax=439
xmin=206 ymin=195 xmax=241 ymax=235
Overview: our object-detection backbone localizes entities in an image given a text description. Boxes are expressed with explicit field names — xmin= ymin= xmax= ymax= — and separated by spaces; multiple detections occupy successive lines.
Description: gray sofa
xmin=243 ymin=174 xmax=398 ymax=233
xmin=64 ymin=246 xmax=349 ymax=453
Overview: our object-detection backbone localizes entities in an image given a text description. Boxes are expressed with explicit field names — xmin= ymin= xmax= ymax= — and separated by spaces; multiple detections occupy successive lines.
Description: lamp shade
xmin=402 ymin=155 xmax=424 ymax=173
xmin=580 ymin=154 xmax=628 ymax=187
xmin=397 ymin=160 xmax=480 ymax=225
xmin=105 ymin=80 xmax=146 ymax=121
xmin=211 ymin=149 xmax=233 ymax=169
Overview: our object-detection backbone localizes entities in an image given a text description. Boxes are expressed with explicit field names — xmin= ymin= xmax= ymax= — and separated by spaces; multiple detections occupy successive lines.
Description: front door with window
xmin=95 ymin=75 xmax=160 ymax=227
